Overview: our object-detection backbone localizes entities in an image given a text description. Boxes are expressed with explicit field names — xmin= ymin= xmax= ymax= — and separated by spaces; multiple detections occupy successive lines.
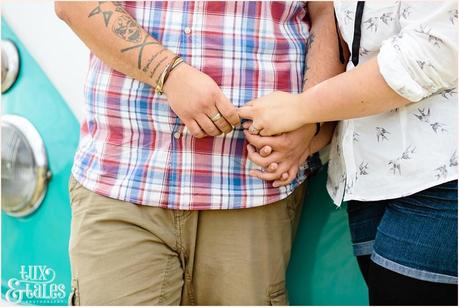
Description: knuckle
xmin=209 ymin=128 xmax=220 ymax=136
xmin=262 ymin=159 xmax=272 ymax=168
xmin=198 ymin=99 xmax=211 ymax=109
xmin=222 ymin=126 xmax=232 ymax=134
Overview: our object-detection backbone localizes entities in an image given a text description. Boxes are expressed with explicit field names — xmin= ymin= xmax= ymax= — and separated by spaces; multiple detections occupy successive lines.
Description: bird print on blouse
xmin=413 ymin=108 xmax=448 ymax=134
xmin=415 ymin=25 xmax=445 ymax=47
xmin=439 ymin=88 xmax=457 ymax=99
xmin=449 ymin=9 xmax=458 ymax=24
xmin=388 ymin=145 xmax=416 ymax=176
xmin=376 ymin=127 xmax=391 ymax=142
xmin=327 ymin=1 xmax=457 ymax=205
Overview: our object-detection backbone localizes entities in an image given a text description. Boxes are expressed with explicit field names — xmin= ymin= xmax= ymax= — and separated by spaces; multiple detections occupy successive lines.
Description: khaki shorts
xmin=68 ymin=176 xmax=306 ymax=305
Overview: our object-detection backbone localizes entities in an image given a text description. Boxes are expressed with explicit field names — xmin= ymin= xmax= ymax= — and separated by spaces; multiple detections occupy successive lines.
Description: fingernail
xmin=273 ymin=182 xmax=279 ymax=188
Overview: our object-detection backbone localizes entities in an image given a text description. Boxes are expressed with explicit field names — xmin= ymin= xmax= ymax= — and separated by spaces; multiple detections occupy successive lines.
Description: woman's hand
xmin=238 ymin=91 xmax=307 ymax=136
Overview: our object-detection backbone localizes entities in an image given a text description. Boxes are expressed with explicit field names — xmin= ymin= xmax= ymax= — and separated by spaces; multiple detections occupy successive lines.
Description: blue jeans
xmin=347 ymin=180 xmax=458 ymax=284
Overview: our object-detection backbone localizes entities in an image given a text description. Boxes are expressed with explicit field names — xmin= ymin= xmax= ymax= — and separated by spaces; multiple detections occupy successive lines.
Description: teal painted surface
xmin=287 ymin=166 xmax=368 ymax=305
xmin=0 ymin=18 xmax=367 ymax=306
xmin=1 ymin=20 xmax=80 ymax=305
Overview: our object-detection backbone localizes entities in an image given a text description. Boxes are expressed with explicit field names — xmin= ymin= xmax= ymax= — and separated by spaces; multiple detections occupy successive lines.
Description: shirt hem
xmin=329 ymin=174 xmax=458 ymax=207
xmin=71 ymin=168 xmax=304 ymax=210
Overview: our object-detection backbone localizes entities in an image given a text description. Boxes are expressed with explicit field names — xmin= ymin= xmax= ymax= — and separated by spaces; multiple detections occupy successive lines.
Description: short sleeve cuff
xmin=377 ymin=43 xmax=428 ymax=102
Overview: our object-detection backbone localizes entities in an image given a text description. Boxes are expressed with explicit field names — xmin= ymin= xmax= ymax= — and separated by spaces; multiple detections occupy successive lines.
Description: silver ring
xmin=248 ymin=125 xmax=260 ymax=135
xmin=210 ymin=112 xmax=223 ymax=122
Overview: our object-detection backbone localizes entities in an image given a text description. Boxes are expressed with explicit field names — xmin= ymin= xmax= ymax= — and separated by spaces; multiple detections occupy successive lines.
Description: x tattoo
xmin=121 ymin=36 xmax=160 ymax=69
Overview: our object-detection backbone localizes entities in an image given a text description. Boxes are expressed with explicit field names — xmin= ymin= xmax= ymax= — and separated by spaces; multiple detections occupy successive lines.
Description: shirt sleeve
xmin=377 ymin=1 xmax=458 ymax=102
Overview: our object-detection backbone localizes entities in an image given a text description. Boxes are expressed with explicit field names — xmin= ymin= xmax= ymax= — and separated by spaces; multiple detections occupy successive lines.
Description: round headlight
xmin=1 ymin=40 xmax=20 ymax=94
xmin=1 ymin=115 xmax=50 ymax=217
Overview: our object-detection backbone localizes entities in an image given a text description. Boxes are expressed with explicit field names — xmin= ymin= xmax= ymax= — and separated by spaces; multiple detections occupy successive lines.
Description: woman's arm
xmin=238 ymin=58 xmax=408 ymax=136
xmin=239 ymin=1 xmax=457 ymax=136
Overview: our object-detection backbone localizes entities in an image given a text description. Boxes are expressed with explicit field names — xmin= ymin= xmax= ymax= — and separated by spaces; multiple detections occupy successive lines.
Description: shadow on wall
xmin=287 ymin=166 xmax=369 ymax=305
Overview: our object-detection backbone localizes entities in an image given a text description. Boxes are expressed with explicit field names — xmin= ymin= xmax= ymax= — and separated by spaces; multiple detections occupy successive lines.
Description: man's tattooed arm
xmin=56 ymin=1 xmax=175 ymax=86
xmin=303 ymin=2 xmax=349 ymax=91
xmin=302 ymin=33 xmax=315 ymax=86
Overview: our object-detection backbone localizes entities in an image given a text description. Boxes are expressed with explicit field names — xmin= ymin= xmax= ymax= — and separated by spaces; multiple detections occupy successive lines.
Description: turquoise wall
xmin=1 ymin=20 xmax=368 ymax=305
xmin=1 ymin=20 xmax=80 ymax=305
xmin=287 ymin=167 xmax=368 ymax=305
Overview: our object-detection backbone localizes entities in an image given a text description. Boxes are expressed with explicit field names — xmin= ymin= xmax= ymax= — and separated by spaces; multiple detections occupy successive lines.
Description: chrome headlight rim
xmin=1 ymin=114 xmax=50 ymax=217
xmin=1 ymin=39 xmax=20 ymax=94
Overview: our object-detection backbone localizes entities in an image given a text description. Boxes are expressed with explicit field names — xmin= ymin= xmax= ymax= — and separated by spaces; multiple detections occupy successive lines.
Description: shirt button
xmin=173 ymin=131 xmax=181 ymax=139
xmin=184 ymin=27 xmax=191 ymax=35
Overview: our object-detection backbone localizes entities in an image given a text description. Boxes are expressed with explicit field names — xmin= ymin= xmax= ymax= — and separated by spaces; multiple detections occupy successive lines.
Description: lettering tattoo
xmin=303 ymin=33 xmax=315 ymax=87
xmin=142 ymin=49 xmax=167 ymax=73
xmin=149 ymin=56 xmax=169 ymax=80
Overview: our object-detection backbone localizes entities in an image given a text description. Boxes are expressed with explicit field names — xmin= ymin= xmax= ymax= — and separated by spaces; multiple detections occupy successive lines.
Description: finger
xmin=246 ymin=143 xmax=258 ymax=157
xmin=259 ymin=127 xmax=273 ymax=137
xmin=237 ymin=105 xmax=255 ymax=120
xmin=247 ymin=145 xmax=281 ymax=168
xmin=260 ymin=146 xmax=273 ymax=157
xmin=196 ymin=114 xmax=222 ymax=136
xmin=242 ymin=121 xmax=252 ymax=129
xmin=186 ymin=120 xmax=206 ymax=138
xmin=249 ymin=169 xmax=285 ymax=181
xmin=248 ymin=123 xmax=262 ymax=135
xmin=267 ymin=162 xmax=278 ymax=172
xmin=243 ymin=130 xmax=275 ymax=148
xmin=249 ymin=163 xmax=289 ymax=181
xmin=207 ymin=107 xmax=233 ymax=134
xmin=273 ymin=166 xmax=298 ymax=187
xmin=216 ymin=93 xmax=240 ymax=127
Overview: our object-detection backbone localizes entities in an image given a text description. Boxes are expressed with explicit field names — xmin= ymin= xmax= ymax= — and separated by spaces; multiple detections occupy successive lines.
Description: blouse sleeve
xmin=377 ymin=1 xmax=457 ymax=102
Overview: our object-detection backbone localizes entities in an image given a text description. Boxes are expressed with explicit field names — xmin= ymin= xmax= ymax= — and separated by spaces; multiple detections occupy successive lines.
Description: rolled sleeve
xmin=377 ymin=1 xmax=457 ymax=102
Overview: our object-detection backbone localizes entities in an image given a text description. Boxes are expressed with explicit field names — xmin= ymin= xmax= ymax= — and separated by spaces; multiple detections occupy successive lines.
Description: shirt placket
xmin=171 ymin=2 xmax=195 ymax=141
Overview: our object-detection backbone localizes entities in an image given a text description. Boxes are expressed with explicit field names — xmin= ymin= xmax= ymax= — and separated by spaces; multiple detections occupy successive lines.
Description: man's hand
xmin=164 ymin=64 xmax=240 ymax=138
xmin=243 ymin=123 xmax=317 ymax=187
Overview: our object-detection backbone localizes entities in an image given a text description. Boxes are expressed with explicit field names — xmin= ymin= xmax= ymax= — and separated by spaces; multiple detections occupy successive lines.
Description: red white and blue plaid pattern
xmin=72 ymin=1 xmax=311 ymax=210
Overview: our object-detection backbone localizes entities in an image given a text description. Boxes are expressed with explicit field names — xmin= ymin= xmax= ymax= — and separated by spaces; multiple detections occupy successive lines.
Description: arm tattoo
xmin=89 ymin=2 xmax=164 ymax=72
xmin=303 ymin=33 xmax=315 ymax=86
xmin=142 ymin=49 xmax=167 ymax=73
xmin=149 ymin=56 xmax=169 ymax=79
xmin=112 ymin=15 xmax=142 ymax=43
xmin=88 ymin=2 xmax=125 ymax=26
xmin=120 ymin=35 xmax=160 ymax=69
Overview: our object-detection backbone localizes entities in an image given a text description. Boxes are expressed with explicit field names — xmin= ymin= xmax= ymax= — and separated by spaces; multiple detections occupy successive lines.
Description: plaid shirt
xmin=72 ymin=1 xmax=313 ymax=210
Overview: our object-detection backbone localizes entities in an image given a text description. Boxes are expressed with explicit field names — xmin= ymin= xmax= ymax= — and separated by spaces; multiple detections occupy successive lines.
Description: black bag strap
xmin=351 ymin=1 xmax=365 ymax=66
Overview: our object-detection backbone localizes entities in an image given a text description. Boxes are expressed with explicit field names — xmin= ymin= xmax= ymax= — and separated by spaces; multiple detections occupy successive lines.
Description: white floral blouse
xmin=327 ymin=1 xmax=458 ymax=206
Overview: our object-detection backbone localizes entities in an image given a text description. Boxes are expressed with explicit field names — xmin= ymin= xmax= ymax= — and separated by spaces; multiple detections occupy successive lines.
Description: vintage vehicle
xmin=1 ymin=2 xmax=367 ymax=305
